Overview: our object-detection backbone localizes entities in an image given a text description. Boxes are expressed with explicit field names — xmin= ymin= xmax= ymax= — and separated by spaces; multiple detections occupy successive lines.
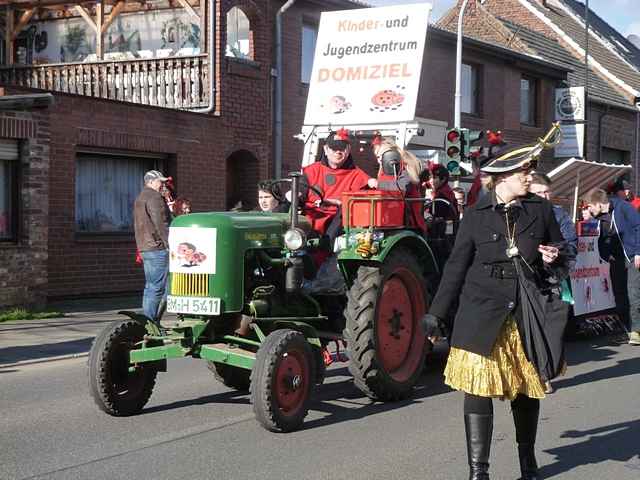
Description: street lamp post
xmin=454 ymin=0 xmax=471 ymax=129
xmin=454 ymin=1 xmax=486 ymax=128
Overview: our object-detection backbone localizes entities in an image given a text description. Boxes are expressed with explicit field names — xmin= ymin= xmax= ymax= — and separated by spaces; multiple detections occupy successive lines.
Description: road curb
xmin=0 ymin=352 xmax=89 ymax=369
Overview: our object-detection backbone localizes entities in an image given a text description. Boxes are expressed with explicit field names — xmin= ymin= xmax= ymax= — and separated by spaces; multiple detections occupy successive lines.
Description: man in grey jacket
xmin=134 ymin=170 xmax=171 ymax=327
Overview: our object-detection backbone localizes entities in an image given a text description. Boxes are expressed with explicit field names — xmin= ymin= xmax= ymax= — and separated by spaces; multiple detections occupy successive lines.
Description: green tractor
xmin=88 ymin=173 xmax=439 ymax=432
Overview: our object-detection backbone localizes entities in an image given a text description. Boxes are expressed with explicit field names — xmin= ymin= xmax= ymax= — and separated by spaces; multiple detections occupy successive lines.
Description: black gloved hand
xmin=421 ymin=313 xmax=443 ymax=338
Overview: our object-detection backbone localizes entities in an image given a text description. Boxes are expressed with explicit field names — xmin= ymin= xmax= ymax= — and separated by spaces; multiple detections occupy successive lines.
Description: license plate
xmin=167 ymin=296 xmax=221 ymax=315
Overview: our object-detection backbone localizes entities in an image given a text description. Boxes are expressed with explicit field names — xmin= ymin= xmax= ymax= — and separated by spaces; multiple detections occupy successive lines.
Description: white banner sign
xmin=570 ymin=234 xmax=616 ymax=316
xmin=555 ymin=124 xmax=585 ymax=158
xmin=303 ymin=3 xmax=432 ymax=126
xmin=169 ymin=227 xmax=216 ymax=274
xmin=555 ymin=87 xmax=585 ymax=121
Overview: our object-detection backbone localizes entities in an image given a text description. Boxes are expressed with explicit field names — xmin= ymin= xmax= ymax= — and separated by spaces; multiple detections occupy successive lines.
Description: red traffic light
xmin=447 ymin=130 xmax=460 ymax=143
xmin=447 ymin=146 xmax=460 ymax=157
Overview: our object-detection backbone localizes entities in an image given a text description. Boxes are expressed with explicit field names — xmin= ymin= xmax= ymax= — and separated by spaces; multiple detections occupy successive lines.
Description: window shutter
xmin=0 ymin=139 xmax=18 ymax=160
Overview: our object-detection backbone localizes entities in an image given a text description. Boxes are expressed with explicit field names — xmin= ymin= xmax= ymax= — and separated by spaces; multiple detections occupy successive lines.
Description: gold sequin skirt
xmin=444 ymin=317 xmax=545 ymax=401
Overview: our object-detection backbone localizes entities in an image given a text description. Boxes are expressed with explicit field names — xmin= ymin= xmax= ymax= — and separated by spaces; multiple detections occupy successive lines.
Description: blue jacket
xmin=610 ymin=197 xmax=640 ymax=260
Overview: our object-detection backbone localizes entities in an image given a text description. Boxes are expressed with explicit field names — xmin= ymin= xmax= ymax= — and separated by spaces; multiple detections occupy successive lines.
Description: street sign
xmin=303 ymin=3 xmax=432 ymax=126
xmin=555 ymin=123 xmax=585 ymax=158
xmin=555 ymin=87 xmax=585 ymax=121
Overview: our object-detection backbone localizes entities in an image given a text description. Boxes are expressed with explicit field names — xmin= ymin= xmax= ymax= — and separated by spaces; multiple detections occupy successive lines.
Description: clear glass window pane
xmin=226 ymin=7 xmax=251 ymax=59
xmin=301 ymin=23 xmax=318 ymax=83
xmin=0 ymin=159 xmax=14 ymax=239
xmin=75 ymin=155 xmax=155 ymax=233
xmin=520 ymin=77 xmax=536 ymax=124
xmin=461 ymin=64 xmax=477 ymax=115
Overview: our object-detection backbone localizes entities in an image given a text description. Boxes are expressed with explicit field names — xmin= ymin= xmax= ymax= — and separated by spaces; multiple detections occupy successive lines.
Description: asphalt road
xmin=1 ymin=337 xmax=639 ymax=480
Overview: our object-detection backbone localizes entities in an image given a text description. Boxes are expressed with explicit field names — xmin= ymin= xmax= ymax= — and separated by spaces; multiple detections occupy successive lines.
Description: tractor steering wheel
xmin=268 ymin=178 xmax=325 ymax=206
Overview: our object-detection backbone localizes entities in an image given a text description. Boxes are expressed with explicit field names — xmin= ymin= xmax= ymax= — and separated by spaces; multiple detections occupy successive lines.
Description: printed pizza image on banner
xmin=169 ymin=227 xmax=216 ymax=274
xmin=304 ymin=3 xmax=432 ymax=126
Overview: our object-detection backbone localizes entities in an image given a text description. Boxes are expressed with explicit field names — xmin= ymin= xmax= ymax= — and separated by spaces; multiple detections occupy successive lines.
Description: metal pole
xmin=275 ymin=0 xmax=298 ymax=178
xmin=290 ymin=173 xmax=300 ymax=229
xmin=193 ymin=0 xmax=216 ymax=114
xmin=454 ymin=0 xmax=470 ymax=128
xmin=573 ymin=169 xmax=581 ymax=222
xmin=583 ymin=0 xmax=589 ymax=159
xmin=631 ymin=112 xmax=640 ymax=195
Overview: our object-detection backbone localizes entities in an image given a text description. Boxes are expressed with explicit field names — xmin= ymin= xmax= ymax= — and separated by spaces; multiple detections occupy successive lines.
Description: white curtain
xmin=0 ymin=160 xmax=11 ymax=238
xmin=76 ymin=155 xmax=152 ymax=232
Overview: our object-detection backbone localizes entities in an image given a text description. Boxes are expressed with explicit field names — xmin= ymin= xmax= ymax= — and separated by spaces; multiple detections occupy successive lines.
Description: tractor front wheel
xmin=207 ymin=362 xmax=251 ymax=391
xmin=344 ymin=249 xmax=428 ymax=401
xmin=251 ymin=329 xmax=315 ymax=432
xmin=88 ymin=319 xmax=158 ymax=416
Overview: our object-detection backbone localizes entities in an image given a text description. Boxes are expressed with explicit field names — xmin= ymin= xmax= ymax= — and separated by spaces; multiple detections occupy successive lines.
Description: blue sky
xmin=367 ymin=0 xmax=640 ymax=38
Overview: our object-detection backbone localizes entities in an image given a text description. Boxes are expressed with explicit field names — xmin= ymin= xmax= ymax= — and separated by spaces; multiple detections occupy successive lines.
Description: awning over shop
xmin=547 ymin=157 xmax=632 ymax=218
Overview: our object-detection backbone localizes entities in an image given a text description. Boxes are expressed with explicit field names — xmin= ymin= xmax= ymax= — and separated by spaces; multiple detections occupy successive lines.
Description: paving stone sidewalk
xmin=0 ymin=296 xmax=176 ymax=367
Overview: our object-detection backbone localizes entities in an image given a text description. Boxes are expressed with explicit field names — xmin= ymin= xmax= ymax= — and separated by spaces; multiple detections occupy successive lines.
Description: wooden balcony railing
xmin=0 ymin=54 xmax=210 ymax=110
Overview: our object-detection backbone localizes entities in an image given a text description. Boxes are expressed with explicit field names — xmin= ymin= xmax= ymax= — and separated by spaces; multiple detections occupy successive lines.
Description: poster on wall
xmin=570 ymin=233 xmax=616 ymax=316
xmin=169 ymin=227 xmax=216 ymax=274
xmin=303 ymin=3 xmax=432 ymax=126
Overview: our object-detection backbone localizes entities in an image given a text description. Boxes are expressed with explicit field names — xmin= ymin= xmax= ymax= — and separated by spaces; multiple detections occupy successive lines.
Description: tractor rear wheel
xmin=344 ymin=248 xmax=428 ymax=401
xmin=251 ymin=329 xmax=315 ymax=432
xmin=207 ymin=362 xmax=251 ymax=391
xmin=88 ymin=319 xmax=158 ymax=416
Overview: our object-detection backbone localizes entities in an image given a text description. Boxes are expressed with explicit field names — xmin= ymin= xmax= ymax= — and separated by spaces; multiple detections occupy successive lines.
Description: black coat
xmin=429 ymin=192 xmax=568 ymax=357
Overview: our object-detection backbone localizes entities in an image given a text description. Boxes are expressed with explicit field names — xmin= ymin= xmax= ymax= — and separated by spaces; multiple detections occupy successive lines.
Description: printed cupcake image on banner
xmin=169 ymin=227 xmax=216 ymax=274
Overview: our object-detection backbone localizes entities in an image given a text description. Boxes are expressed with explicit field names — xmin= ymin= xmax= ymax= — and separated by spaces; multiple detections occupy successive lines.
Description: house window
xmin=75 ymin=152 xmax=162 ymax=233
xmin=461 ymin=63 xmax=480 ymax=115
xmin=520 ymin=76 xmax=537 ymax=125
xmin=0 ymin=37 xmax=6 ymax=65
xmin=226 ymin=7 xmax=252 ymax=60
xmin=301 ymin=23 xmax=318 ymax=83
xmin=0 ymin=139 xmax=19 ymax=241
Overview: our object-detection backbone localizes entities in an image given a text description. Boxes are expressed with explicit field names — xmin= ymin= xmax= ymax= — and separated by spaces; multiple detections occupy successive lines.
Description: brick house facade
xmin=1 ymin=0 xmax=573 ymax=306
xmin=0 ymin=96 xmax=51 ymax=308
xmin=438 ymin=0 xmax=640 ymax=180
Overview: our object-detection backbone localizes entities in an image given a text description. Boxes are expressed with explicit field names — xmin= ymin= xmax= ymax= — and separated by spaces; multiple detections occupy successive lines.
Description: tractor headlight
xmin=334 ymin=234 xmax=347 ymax=253
xmin=284 ymin=228 xmax=306 ymax=251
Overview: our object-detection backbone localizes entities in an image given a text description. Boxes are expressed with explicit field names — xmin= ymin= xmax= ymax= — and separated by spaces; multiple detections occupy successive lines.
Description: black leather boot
xmin=464 ymin=413 xmax=493 ymax=480
xmin=512 ymin=398 xmax=540 ymax=480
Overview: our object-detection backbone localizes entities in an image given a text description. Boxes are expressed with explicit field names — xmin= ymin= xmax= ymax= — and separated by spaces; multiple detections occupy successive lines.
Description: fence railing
xmin=0 ymin=55 xmax=210 ymax=109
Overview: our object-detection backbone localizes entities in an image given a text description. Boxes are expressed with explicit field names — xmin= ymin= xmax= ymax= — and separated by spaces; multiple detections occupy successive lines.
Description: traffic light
xmin=445 ymin=128 xmax=463 ymax=175
xmin=462 ymin=129 xmax=484 ymax=160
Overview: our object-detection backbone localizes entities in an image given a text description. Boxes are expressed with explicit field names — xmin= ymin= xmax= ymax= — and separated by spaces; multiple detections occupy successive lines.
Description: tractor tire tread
xmin=250 ymin=329 xmax=315 ymax=433
xmin=344 ymin=248 xmax=428 ymax=402
xmin=88 ymin=319 xmax=157 ymax=416
xmin=207 ymin=362 xmax=251 ymax=391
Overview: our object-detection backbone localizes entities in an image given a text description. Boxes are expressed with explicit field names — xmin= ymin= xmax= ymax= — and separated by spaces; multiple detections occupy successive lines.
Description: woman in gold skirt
xmin=423 ymin=133 xmax=571 ymax=480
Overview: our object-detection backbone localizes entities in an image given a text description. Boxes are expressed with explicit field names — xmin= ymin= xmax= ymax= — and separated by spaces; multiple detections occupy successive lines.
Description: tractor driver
xmin=302 ymin=128 xmax=372 ymax=254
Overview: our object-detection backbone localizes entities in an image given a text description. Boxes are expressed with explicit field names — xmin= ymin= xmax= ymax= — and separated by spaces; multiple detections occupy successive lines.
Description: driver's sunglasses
xmin=327 ymin=145 xmax=348 ymax=152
